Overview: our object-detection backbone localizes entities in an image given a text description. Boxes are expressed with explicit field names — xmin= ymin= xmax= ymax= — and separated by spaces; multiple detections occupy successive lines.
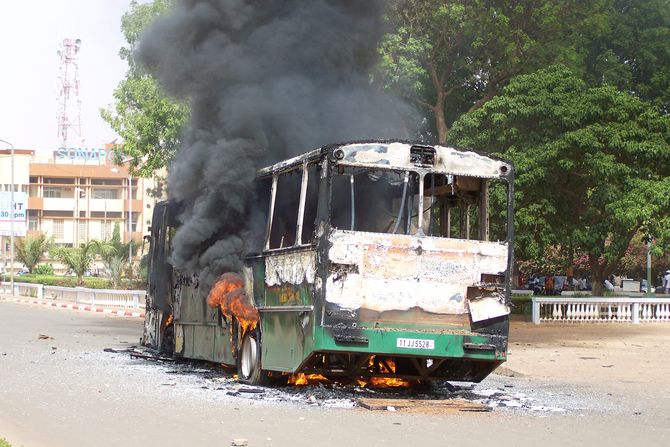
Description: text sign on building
xmin=56 ymin=147 xmax=120 ymax=162
xmin=0 ymin=192 xmax=27 ymax=237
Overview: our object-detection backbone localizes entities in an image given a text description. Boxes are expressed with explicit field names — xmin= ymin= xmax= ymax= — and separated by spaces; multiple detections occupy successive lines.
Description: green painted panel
xmin=214 ymin=324 xmax=235 ymax=365
xmin=313 ymin=327 xmax=505 ymax=361
xmin=261 ymin=311 xmax=315 ymax=371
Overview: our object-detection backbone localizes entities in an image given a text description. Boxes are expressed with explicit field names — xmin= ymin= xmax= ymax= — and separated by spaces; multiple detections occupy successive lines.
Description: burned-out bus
xmin=142 ymin=140 xmax=514 ymax=385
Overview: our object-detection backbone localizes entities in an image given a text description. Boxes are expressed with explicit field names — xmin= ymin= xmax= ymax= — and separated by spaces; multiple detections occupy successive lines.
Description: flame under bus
xmin=143 ymin=141 xmax=514 ymax=385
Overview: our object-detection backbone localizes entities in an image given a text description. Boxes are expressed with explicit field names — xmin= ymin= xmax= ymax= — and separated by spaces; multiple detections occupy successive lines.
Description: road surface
xmin=1 ymin=300 xmax=668 ymax=446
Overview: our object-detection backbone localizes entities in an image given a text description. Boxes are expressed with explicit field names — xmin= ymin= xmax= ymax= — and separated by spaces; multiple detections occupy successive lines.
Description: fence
xmin=0 ymin=282 xmax=146 ymax=309
xmin=532 ymin=297 xmax=670 ymax=324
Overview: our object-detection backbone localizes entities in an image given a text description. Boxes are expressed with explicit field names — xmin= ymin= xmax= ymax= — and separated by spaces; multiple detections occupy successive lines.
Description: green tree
xmin=376 ymin=0 xmax=600 ymax=143
xmin=584 ymin=0 xmax=670 ymax=112
xmin=51 ymin=241 xmax=99 ymax=286
xmin=101 ymin=0 xmax=189 ymax=176
xmin=15 ymin=234 xmax=52 ymax=273
xmin=450 ymin=65 xmax=670 ymax=295
xmin=94 ymin=223 xmax=138 ymax=288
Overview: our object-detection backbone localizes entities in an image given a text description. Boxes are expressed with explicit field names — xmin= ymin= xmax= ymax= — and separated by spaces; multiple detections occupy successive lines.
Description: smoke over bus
xmin=136 ymin=0 xmax=417 ymax=290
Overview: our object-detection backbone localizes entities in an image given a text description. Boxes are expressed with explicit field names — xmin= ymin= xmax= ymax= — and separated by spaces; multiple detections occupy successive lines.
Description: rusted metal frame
xmin=251 ymin=244 xmax=316 ymax=258
xmin=417 ymin=173 xmax=426 ymax=236
xmin=504 ymin=174 xmax=515 ymax=304
xmin=405 ymin=177 xmax=414 ymax=235
xmin=257 ymin=305 xmax=314 ymax=312
xmin=408 ymin=356 xmax=445 ymax=379
xmin=295 ymin=161 xmax=309 ymax=246
xmin=459 ymin=203 xmax=467 ymax=239
xmin=316 ymin=158 xmax=332 ymax=327
xmin=349 ymin=174 xmax=355 ymax=230
xmin=264 ymin=175 xmax=278 ymax=251
xmin=428 ymin=174 xmax=435 ymax=236
xmin=392 ymin=171 xmax=410 ymax=234
xmin=351 ymin=353 xmax=374 ymax=374
xmin=379 ymin=357 xmax=397 ymax=374
xmin=257 ymin=148 xmax=322 ymax=178
xmin=479 ymin=179 xmax=490 ymax=241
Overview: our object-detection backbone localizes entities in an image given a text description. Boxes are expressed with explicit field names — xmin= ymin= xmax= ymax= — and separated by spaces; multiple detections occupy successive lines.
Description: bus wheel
xmin=160 ymin=324 xmax=174 ymax=356
xmin=238 ymin=329 xmax=268 ymax=385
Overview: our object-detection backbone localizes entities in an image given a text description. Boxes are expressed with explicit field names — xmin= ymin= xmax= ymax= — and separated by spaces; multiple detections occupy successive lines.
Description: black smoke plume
xmin=136 ymin=0 xmax=417 ymax=290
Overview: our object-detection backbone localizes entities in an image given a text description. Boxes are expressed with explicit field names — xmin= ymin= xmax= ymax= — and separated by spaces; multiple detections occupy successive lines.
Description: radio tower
xmin=56 ymin=38 xmax=82 ymax=148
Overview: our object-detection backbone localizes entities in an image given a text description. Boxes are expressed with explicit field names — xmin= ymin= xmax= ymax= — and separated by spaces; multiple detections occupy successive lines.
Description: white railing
xmin=532 ymin=297 xmax=670 ymax=324
xmin=0 ymin=282 xmax=146 ymax=309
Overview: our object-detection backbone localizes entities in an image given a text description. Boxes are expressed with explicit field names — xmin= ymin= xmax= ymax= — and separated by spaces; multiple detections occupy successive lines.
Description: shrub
xmin=33 ymin=264 xmax=55 ymax=275
xmin=2 ymin=274 xmax=112 ymax=289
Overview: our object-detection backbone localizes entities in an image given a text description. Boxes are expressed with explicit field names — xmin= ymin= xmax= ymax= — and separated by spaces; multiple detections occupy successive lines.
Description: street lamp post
xmin=128 ymin=174 xmax=132 ymax=263
xmin=0 ymin=139 xmax=15 ymax=296
xmin=645 ymin=236 xmax=653 ymax=295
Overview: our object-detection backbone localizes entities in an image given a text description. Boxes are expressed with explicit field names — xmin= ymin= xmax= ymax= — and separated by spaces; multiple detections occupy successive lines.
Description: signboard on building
xmin=55 ymin=147 xmax=121 ymax=162
xmin=0 ymin=192 xmax=27 ymax=237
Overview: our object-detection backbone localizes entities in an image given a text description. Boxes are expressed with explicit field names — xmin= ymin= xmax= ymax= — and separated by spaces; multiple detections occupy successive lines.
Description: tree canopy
xmin=449 ymin=65 xmax=670 ymax=294
xmin=105 ymin=0 xmax=670 ymax=288
xmin=51 ymin=241 xmax=99 ymax=286
xmin=101 ymin=0 xmax=189 ymax=177
xmin=583 ymin=0 xmax=670 ymax=112
xmin=375 ymin=0 xmax=597 ymax=143
xmin=15 ymin=233 xmax=52 ymax=273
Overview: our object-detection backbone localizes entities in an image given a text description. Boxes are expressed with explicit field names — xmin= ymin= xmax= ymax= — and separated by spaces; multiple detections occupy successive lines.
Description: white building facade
xmin=0 ymin=144 xmax=160 ymax=271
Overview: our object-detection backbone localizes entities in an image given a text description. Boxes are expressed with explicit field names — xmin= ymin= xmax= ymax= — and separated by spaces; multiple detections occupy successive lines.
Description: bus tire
xmin=237 ymin=329 xmax=268 ymax=386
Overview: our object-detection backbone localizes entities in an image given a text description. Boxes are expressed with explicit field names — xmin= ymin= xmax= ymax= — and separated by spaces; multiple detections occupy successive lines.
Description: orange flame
xmin=161 ymin=314 xmax=174 ymax=332
xmin=356 ymin=377 xmax=414 ymax=389
xmin=367 ymin=356 xmax=397 ymax=374
xmin=207 ymin=273 xmax=259 ymax=333
xmin=288 ymin=373 xmax=329 ymax=386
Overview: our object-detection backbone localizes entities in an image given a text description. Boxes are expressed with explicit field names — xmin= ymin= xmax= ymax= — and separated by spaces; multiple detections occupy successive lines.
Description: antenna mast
xmin=57 ymin=38 xmax=82 ymax=148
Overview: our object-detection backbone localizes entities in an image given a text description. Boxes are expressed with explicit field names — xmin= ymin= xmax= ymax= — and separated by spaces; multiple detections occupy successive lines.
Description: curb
xmin=0 ymin=296 xmax=145 ymax=318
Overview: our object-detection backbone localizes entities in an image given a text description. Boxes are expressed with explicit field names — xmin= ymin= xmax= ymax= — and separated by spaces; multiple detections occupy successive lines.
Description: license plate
xmin=396 ymin=338 xmax=435 ymax=350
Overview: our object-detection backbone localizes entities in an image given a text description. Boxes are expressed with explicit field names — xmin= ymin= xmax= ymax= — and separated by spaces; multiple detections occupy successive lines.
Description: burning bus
xmin=142 ymin=140 xmax=514 ymax=385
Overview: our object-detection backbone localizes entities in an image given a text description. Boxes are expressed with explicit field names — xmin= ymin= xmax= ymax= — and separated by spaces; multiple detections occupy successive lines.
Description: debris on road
xmin=231 ymin=439 xmax=248 ymax=446
xmin=357 ymin=398 xmax=490 ymax=413
xmin=38 ymin=334 xmax=54 ymax=340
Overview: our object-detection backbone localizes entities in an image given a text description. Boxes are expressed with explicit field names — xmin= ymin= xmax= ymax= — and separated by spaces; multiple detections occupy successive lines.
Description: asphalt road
xmin=1 ymin=300 xmax=668 ymax=447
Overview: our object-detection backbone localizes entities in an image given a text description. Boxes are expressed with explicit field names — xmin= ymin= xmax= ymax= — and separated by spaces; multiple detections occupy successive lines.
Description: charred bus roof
xmin=257 ymin=141 xmax=513 ymax=179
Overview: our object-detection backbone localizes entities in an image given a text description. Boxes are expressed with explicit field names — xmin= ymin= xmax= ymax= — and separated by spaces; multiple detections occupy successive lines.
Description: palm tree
xmin=51 ymin=241 xmax=98 ymax=286
xmin=92 ymin=239 xmax=128 ymax=288
xmin=15 ymin=233 xmax=52 ymax=273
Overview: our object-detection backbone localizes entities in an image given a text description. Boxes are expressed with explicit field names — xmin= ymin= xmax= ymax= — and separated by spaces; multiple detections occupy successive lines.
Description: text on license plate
xmin=396 ymin=338 xmax=435 ymax=350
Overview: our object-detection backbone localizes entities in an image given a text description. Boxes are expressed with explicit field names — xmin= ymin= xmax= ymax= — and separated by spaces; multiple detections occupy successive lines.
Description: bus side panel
xmin=175 ymin=279 xmax=234 ymax=363
xmin=259 ymin=251 xmax=317 ymax=372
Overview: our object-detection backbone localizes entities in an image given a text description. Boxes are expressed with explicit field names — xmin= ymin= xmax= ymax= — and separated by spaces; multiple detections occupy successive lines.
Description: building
xmin=0 ymin=144 xmax=160 ymax=271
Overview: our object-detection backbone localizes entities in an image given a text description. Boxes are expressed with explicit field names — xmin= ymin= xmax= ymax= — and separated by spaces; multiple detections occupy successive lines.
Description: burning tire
xmin=160 ymin=323 xmax=175 ymax=356
xmin=237 ymin=329 xmax=268 ymax=386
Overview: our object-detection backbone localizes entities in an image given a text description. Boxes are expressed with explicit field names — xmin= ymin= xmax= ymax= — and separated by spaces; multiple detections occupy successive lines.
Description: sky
xmin=0 ymin=0 xmax=135 ymax=153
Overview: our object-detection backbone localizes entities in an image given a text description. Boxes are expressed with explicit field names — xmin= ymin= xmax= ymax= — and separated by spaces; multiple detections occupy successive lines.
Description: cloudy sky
xmin=0 ymin=0 xmax=135 ymax=152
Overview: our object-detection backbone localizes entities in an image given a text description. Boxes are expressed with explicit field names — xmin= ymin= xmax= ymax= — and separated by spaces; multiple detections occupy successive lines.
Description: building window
xmin=101 ymin=221 xmax=112 ymax=240
xmin=92 ymin=188 xmax=118 ymax=200
xmin=53 ymin=219 xmax=64 ymax=239
xmin=79 ymin=221 xmax=88 ymax=241
xmin=44 ymin=177 xmax=74 ymax=185
xmin=91 ymin=178 xmax=122 ymax=186
xmin=28 ymin=211 xmax=38 ymax=231
xmin=44 ymin=186 xmax=64 ymax=198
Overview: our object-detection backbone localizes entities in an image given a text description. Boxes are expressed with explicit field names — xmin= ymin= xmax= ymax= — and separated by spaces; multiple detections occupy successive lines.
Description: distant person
xmin=664 ymin=270 xmax=670 ymax=294
xmin=545 ymin=275 xmax=554 ymax=295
